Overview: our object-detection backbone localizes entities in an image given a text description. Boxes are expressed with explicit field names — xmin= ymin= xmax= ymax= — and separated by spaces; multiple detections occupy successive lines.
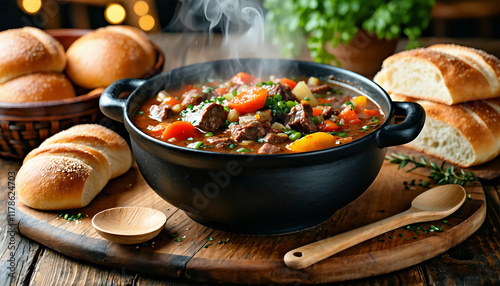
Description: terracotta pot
xmin=325 ymin=30 xmax=398 ymax=78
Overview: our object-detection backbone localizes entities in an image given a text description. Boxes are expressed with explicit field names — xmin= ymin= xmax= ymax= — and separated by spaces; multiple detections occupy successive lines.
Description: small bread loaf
xmin=0 ymin=72 xmax=76 ymax=103
xmin=374 ymin=46 xmax=500 ymax=105
xmin=391 ymin=94 xmax=500 ymax=167
xmin=65 ymin=25 xmax=156 ymax=89
xmin=0 ymin=27 xmax=66 ymax=85
xmin=16 ymin=124 xmax=132 ymax=210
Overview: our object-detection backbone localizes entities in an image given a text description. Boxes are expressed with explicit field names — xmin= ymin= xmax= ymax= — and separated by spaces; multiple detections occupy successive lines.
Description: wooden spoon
xmin=92 ymin=207 xmax=167 ymax=245
xmin=284 ymin=184 xmax=466 ymax=269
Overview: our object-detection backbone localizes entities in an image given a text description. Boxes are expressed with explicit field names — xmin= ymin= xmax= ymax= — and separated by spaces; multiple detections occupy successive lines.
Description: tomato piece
xmin=228 ymin=86 xmax=268 ymax=114
xmin=312 ymin=108 xmax=323 ymax=117
xmin=230 ymin=72 xmax=255 ymax=85
xmin=286 ymin=132 xmax=337 ymax=152
xmin=278 ymin=77 xmax=297 ymax=89
xmin=339 ymin=106 xmax=362 ymax=124
xmin=161 ymin=121 xmax=199 ymax=140
xmin=318 ymin=119 xmax=340 ymax=132
xmin=215 ymin=87 xmax=229 ymax=95
xmin=362 ymin=109 xmax=380 ymax=117
xmin=162 ymin=97 xmax=181 ymax=106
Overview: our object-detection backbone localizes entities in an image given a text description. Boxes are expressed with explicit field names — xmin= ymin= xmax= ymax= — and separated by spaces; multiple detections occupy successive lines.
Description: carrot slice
xmin=318 ymin=119 xmax=340 ymax=132
xmin=215 ymin=87 xmax=229 ymax=95
xmin=228 ymin=86 xmax=268 ymax=114
xmin=362 ymin=109 xmax=380 ymax=117
xmin=312 ymin=108 xmax=323 ymax=117
xmin=161 ymin=121 xmax=199 ymax=140
xmin=162 ymin=97 xmax=181 ymax=106
xmin=339 ymin=106 xmax=362 ymax=124
xmin=278 ymin=78 xmax=297 ymax=89
xmin=230 ymin=72 xmax=255 ymax=85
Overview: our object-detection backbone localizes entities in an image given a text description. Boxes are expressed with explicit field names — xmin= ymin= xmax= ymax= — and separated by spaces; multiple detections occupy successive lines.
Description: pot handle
xmin=99 ymin=78 xmax=146 ymax=123
xmin=375 ymin=101 xmax=426 ymax=149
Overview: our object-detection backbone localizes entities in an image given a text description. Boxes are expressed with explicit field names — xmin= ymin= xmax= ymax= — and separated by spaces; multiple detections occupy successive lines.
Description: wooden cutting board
xmin=14 ymin=148 xmax=487 ymax=284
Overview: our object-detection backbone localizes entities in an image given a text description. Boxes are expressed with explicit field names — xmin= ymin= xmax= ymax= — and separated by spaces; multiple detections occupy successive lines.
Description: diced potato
xmin=307 ymin=77 xmax=320 ymax=86
xmin=291 ymin=81 xmax=319 ymax=107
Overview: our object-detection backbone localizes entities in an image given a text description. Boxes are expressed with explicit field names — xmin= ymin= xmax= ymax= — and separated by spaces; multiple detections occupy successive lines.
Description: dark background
xmin=0 ymin=0 xmax=499 ymax=38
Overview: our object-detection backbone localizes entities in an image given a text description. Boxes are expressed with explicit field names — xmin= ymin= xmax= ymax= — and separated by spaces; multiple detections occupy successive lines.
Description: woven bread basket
xmin=0 ymin=29 xmax=164 ymax=159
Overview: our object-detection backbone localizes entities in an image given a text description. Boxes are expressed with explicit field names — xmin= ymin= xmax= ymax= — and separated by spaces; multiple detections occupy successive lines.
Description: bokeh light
xmin=139 ymin=14 xmax=155 ymax=31
xmin=134 ymin=1 xmax=149 ymax=16
xmin=21 ymin=0 xmax=42 ymax=14
xmin=105 ymin=3 xmax=126 ymax=24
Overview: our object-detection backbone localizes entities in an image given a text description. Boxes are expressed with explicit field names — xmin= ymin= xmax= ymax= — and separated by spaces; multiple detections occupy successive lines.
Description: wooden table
xmin=2 ymin=33 xmax=500 ymax=285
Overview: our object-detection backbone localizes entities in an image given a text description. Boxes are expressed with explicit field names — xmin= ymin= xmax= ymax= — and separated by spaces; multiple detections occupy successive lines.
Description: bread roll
xmin=374 ymin=47 xmax=499 ymax=105
xmin=0 ymin=72 xmax=76 ymax=103
xmin=65 ymin=25 xmax=156 ymax=89
xmin=16 ymin=124 xmax=132 ymax=210
xmin=0 ymin=27 xmax=66 ymax=85
xmin=391 ymin=94 xmax=500 ymax=167
xmin=40 ymin=124 xmax=132 ymax=178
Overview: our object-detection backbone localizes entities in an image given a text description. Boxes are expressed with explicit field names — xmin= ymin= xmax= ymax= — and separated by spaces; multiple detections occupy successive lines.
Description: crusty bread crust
xmin=428 ymin=44 xmax=500 ymax=96
xmin=65 ymin=25 xmax=156 ymax=89
xmin=391 ymin=94 xmax=500 ymax=167
xmin=0 ymin=72 xmax=76 ymax=103
xmin=374 ymin=48 xmax=493 ymax=105
xmin=0 ymin=27 xmax=66 ymax=85
xmin=17 ymin=124 xmax=132 ymax=210
xmin=40 ymin=124 xmax=132 ymax=179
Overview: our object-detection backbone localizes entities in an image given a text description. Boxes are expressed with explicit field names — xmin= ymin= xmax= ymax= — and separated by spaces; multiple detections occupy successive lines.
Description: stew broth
xmin=133 ymin=73 xmax=385 ymax=154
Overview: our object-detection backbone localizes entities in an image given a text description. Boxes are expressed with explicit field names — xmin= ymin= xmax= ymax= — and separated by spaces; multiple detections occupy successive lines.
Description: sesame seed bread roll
xmin=65 ymin=25 xmax=156 ymax=89
xmin=0 ymin=72 xmax=76 ymax=103
xmin=0 ymin=27 xmax=66 ymax=85
xmin=391 ymin=94 xmax=500 ymax=167
xmin=16 ymin=150 xmax=109 ymax=210
xmin=374 ymin=48 xmax=494 ymax=105
xmin=16 ymin=124 xmax=132 ymax=210
xmin=40 ymin=124 xmax=132 ymax=179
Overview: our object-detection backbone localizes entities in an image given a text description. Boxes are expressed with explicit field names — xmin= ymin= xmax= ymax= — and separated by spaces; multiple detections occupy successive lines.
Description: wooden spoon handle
xmin=284 ymin=209 xmax=416 ymax=269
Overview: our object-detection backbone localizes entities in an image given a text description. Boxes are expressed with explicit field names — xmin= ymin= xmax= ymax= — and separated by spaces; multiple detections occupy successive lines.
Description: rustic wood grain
xmin=11 ymin=151 xmax=487 ymax=284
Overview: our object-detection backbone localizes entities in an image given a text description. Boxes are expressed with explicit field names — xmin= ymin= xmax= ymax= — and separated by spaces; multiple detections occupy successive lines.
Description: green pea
xmin=289 ymin=132 xmax=301 ymax=141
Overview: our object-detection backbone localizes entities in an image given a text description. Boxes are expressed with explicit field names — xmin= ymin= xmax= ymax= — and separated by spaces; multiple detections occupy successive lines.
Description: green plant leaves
xmin=264 ymin=0 xmax=435 ymax=64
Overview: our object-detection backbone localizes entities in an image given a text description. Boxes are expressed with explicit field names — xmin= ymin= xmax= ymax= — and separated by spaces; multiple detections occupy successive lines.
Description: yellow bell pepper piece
xmin=352 ymin=96 xmax=367 ymax=109
xmin=286 ymin=132 xmax=337 ymax=152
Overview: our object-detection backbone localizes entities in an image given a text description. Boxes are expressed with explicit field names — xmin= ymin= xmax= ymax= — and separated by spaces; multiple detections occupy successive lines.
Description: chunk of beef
xmin=148 ymin=103 xmax=172 ymax=122
xmin=285 ymin=103 xmax=318 ymax=133
xmin=322 ymin=106 xmax=340 ymax=119
xmin=239 ymin=109 xmax=272 ymax=128
xmin=181 ymin=89 xmax=203 ymax=106
xmin=206 ymin=137 xmax=234 ymax=148
xmin=264 ymin=133 xmax=289 ymax=145
xmin=308 ymin=84 xmax=331 ymax=94
xmin=230 ymin=121 xmax=266 ymax=141
xmin=258 ymin=143 xmax=281 ymax=154
xmin=184 ymin=102 xmax=226 ymax=132
xmin=264 ymin=83 xmax=296 ymax=101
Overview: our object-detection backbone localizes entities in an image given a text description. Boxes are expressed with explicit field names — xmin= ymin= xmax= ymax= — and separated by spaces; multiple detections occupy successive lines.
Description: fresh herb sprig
xmin=386 ymin=153 xmax=476 ymax=186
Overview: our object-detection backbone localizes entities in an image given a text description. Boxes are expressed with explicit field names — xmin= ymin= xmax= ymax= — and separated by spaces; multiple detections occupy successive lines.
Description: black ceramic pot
xmin=100 ymin=58 xmax=425 ymax=235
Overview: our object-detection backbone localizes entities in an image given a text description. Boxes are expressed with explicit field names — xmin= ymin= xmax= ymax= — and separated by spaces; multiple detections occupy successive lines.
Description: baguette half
xmin=391 ymin=94 xmax=500 ymax=167
xmin=374 ymin=47 xmax=499 ymax=105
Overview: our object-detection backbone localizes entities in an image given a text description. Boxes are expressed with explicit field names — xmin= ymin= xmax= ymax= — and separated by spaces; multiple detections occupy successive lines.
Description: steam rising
xmin=159 ymin=0 xmax=298 ymax=90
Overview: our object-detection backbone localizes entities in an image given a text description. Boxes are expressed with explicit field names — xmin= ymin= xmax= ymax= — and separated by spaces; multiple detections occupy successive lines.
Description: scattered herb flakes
xmin=203 ymin=244 xmax=213 ymax=248
xmin=399 ymin=233 xmax=405 ymax=237
xmin=169 ymin=233 xmax=179 ymax=238
xmin=413 ymin=236 xmax=418 ymax=239
xmin=404 ymin=238 xmax=409 ymax=241
xmin=173 ymin=238 xmax=184 ymax=242
xmin=208 ymin=237 xmax=214 ymax=241
xmin=59 ymin=212 xmax=83 ymax=221
xmin=443 ymin=220 xmax=449 ymax=224
xmin=377 ymin=238 xmax=385 ymax=242
xmin=388 ymin=236 xmax=394 ymax=239
xmin=386 ymin=153 xmax=476 ymax=186
xmin=225 ymin=238 xmax=230 ymax=243
xmin=218 ymin=240 xmax=223 ymax=244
